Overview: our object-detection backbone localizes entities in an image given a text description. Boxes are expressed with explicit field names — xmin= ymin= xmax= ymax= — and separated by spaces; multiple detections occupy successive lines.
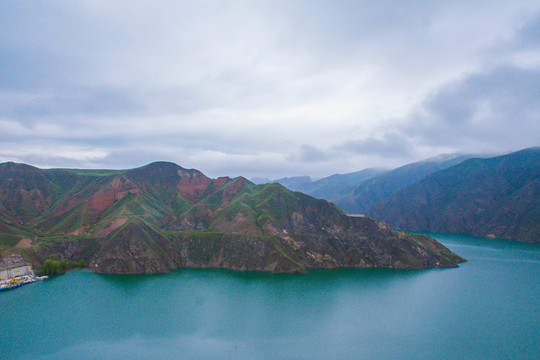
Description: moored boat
xmin=0 ymin=278 xmax=23 ymax=291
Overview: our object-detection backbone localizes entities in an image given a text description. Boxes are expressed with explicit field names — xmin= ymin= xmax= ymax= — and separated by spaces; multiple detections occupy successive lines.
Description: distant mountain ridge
xmin=254 ymin=168 xmax=388 ymax=204
xmin=334 ymin=154 xmax=475 ymax=213
xmin=269 ymin=176 xmax=313 ymax=191
xmin=261 ymin=154 xmax=476 ymax=215
xmin=0 ymin=161 xmax=464 ymax=274
xmin=367 ymin=148 xmax=540 ymax=243
xmin=257 ymin=149 xmax=538 ymax=243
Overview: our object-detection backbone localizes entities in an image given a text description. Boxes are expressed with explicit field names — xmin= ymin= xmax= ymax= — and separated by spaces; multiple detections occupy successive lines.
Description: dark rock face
xmin=90 ymin=221 xmax=179 ymax=274
xmin=0 ymin=161 xmax=466 ymax=274
xmin=368 ymin=148 xmax=540 ymax=243
xmin=87 ymin=217 xmax=464 ymax=274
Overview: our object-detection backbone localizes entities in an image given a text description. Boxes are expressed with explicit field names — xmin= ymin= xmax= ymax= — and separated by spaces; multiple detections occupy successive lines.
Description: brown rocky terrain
xmin=0 ymin=161 xmax=466 ymax=274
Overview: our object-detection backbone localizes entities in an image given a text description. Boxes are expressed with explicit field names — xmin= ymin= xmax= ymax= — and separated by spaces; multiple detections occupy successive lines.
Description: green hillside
xmin=0 ymin=161 xmax=466 ymax=273
xmin=367 ymin=148 xmax=540 ymax=243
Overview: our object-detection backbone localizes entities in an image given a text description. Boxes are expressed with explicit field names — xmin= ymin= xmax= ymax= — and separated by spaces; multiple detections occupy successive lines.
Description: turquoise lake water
xmin=1 ymin=233 xmax=539 ymax=359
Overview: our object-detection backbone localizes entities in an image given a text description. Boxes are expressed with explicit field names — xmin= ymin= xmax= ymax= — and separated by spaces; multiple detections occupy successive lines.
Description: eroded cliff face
xmin=176 ymin=170 xmax=229 ymax=205
xmin=90 ymin=221 xmax=179 ymax=274
xmin=0 ymin=161 xmax=466 ymax=274
xmin=85 ymin=215 xmax=464 ymax=274
xmin=86 ymin=177 xmax=140 ymax=214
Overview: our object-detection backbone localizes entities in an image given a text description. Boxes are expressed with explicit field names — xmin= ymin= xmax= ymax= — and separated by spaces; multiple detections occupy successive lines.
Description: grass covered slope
xmin=0 ymin=161 xmax=465 ymax=273
xmin=368 ymin=148 xmax=540 ymax=243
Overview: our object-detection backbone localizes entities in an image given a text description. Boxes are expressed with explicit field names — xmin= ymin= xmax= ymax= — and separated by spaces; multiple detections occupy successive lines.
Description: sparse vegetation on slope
xmin=368 ymin=148 xmax=540 ymax=242
xmin=0 ymin=161 xmax=465 ymax=273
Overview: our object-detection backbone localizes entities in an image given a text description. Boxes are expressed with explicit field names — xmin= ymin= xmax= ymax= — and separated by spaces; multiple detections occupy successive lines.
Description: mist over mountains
xmin=368 ymin=148 xmax=540 ymax=243
xmin=263 ymin=148 xmax=539 ymax=243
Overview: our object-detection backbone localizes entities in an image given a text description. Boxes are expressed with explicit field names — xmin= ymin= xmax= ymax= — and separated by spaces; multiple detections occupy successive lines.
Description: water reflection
xmin=1 ymin=234 xmax=539 ymax=360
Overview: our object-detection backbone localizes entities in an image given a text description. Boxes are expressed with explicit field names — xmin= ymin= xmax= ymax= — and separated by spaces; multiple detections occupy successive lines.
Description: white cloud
xmin=0 ymin=1 xmax=539 ymax=178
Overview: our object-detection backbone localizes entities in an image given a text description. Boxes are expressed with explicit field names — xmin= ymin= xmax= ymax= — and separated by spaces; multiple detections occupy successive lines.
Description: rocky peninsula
xmin=0 ymin=161 xmax=465 ymax=274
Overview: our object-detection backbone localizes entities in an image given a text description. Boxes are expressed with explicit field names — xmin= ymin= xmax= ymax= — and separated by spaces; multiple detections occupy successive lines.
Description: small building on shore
xmin=0 ymin=253 xmax=33 ymax=281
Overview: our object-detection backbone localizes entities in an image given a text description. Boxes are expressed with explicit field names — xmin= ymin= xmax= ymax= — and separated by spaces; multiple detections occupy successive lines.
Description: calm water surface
xmin=1 ymin=233 xmax=539 ymax=359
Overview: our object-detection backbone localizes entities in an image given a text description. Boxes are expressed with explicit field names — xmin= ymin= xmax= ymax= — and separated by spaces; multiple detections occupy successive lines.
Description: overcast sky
xmin=1 ymin=1 xmax=539 ymax=179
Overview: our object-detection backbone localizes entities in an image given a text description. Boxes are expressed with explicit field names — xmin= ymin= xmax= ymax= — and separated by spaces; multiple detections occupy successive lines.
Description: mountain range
xmin=268 ymin=148 xmax=539 ymax=243
xmin=335 ymin=155 xmax=475 ymax=213
xmin=0 ymin=161 xmax=464 ymax=274
xmin=368 ymin=148 xmax=540 ymax=243
xmin=261 ymin=154 xmax=476 ymax=213
xmin=265 ymin=168 xmax=388 ymax=204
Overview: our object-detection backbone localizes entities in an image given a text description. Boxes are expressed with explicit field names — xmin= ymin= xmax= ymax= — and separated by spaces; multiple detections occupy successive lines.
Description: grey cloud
xmin=16 ymin=154 xmax=102 ymax=170
xmin=1 ymin=1 xmax=539 ymax=179
xmin=0 ymin=85 xmax=207 ymax=121
xmin=290 ymin=145 xmax=329 ymax=163
xmin=0 ymin=2 xmax=82 ymax=91
xmin=514 ymin=14 xmax=540 ymax=48
xmin=337 ymin=133 xmax=413 ymax=158
xmin=404 ymin=66 xmax=540 ymax=152
xmin=0 ymin=87 xmax=139 ymax=121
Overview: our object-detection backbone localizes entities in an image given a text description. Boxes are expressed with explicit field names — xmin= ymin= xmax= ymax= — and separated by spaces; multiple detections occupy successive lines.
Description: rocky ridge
xmin=0 ymin=161 xmax=465 ymax=273
xmin=368 ymin=148 xmax=540 ymax=243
